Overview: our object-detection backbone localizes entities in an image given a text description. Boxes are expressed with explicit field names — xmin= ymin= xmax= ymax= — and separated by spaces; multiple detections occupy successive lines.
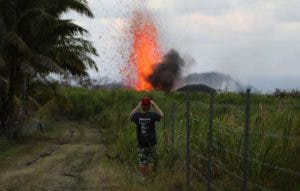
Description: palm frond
xmin=29 ymin=54 xmax=64 ymax=75
xmin=46 ymin=0 xmax=94 ymax=18
xmin=17 ymin=8 xmax=52 ymax=32
xmin=80 ymin=55 xmax=98 ymax=72
xmin=53 ymin=49 xmax=87 ymax=76
xmin=4 ymin=32 xmax=30 ymax=54
xmin=0 ymin=55 xmax=6 ymax=67
xmin=0 ymin=0 xmax=17 ymax=30
xmin=61 ymin=37 xmax=98 ymax=56
xmin=51 ymin=36 xmax=98 ymax=75
xmin=0 ymin=0 xmax=98 ymax=87
xmin=0 ymin=74 xmax=8 ymax=84
xmin=31 ymin=19 xmax=89 ymax=51
xmin=20 ymin=60 xmax=35 ymax=76
xmin=0 ymin=74 xmax=8 ymax=93
xmin=54 ymin=19 xmax=88 ymax=36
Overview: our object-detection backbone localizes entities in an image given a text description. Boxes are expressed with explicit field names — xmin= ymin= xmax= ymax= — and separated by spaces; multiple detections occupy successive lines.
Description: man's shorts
xmin=138 ymin=146 xmax=156 ymax=165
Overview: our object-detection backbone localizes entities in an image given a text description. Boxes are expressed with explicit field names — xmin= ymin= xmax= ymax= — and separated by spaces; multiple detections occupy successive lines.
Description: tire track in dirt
xmin=0 ymin=125 xmax=121 ymax=191
xmin=20 ymin=129 xmax=75 ymax=168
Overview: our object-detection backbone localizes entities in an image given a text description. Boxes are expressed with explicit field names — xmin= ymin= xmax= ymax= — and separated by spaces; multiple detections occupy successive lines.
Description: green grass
xmin=46 ymin=87 xmax=299 ymax=191
xmin=2 ymin=87 xmax=299 ymax=190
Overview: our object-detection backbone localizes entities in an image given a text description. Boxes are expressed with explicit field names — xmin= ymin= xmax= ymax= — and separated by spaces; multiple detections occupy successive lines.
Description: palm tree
xmin=0 ymin=0 xmax=99 ymax=137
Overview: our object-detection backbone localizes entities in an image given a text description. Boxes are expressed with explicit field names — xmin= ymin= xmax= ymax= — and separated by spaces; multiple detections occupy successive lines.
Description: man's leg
xmin=138 ymin=147 xmax=148 ymax=177
xmin=146 ymin=146 xmax=156 ymax=175
xmin=138 ymin=147 xmax=157 ymax=177
xmin=140 ymin=164 xmax=148 ymax=177
xmin=147 ymin=163 xmax=154 ymax=174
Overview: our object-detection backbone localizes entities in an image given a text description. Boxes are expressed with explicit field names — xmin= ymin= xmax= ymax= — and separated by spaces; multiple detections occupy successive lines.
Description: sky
xmin=64 ymin=0 xmax=300 ymax=92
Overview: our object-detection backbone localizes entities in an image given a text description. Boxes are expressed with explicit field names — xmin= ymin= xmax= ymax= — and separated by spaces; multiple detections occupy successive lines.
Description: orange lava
xmin=121 ymin=11 xmax=162 ymax=91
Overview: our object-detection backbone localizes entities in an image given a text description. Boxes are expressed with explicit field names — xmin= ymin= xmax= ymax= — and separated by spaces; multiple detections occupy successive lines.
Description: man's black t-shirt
xmin=131 ymin=112 xmax=162 ymax=148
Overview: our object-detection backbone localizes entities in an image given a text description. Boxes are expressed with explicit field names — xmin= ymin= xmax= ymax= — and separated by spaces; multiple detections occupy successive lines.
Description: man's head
xmin=141 ymin=97 xmax=151 ymax=112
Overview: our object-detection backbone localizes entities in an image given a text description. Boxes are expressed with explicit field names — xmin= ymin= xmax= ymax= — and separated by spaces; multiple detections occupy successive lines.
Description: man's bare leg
xmin=147 ymin=163 xmax=154 ymax=175
xmin=140 ymin=164 xmax=148 ymax=177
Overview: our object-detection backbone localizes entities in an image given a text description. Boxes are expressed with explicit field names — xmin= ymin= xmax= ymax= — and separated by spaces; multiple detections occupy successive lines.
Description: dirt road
xmin=0 ymin=122 xmax=122 ymax=191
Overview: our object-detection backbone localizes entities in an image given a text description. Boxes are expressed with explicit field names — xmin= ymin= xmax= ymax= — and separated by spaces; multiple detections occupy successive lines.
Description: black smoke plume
xmin=148 ymin=49 xmax=185 ymax=92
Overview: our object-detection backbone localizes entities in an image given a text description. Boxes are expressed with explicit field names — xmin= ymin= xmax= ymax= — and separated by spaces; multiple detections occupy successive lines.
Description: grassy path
xmin=0 ymin=121 xmax=123 ymax=191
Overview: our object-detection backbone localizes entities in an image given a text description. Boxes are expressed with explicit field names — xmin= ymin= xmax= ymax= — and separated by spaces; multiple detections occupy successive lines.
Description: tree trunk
xmin=0 ymin=98 xmax=5 ymax=134
xmin=6 ymin=61 xmax=16 ymax=137
xmin=24 ymin=75 xmax=29 ymax=116
xmin=19 ymin=74 xmax=29 ymax=118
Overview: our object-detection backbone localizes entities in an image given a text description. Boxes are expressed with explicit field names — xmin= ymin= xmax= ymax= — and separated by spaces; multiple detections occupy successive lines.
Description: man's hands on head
xmin=150 ymin=100 xmax=155 ymax=106
xmin=131 ymin=99 xmax=163 ymax=118
xmin=130 ymin=101 xmax=142 ymax=117
xmin=150 ymin=100 xmax=164 ymax=118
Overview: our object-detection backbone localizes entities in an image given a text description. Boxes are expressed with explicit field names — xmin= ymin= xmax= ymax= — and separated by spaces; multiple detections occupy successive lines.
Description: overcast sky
xmin=65 ymin=0 xmax=300 ymax=92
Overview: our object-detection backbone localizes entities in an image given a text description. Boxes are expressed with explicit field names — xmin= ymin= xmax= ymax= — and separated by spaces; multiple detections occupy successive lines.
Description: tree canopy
xmin=0 ymin=0 xmax=98 ymax=137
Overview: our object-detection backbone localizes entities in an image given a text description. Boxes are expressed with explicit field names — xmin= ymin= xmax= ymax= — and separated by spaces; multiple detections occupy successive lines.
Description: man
xmin=130 ymin=96 xmax=164 ymax=178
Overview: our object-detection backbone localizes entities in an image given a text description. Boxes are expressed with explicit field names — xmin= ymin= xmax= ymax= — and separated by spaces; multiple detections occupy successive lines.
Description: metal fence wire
xmin=167 ymin=89 xmax=300 ymax=191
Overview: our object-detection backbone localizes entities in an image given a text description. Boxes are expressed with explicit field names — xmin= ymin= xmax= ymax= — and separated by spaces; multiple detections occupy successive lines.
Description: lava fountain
xmin=120 ymin=11 xmax=162 ymax=91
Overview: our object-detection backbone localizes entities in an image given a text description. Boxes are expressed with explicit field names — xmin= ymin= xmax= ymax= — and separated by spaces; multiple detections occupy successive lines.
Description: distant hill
xmin=177 ymin=84 xmax=216 ymax=93
xmin=182 ymin=72 xmax=256 ymax=92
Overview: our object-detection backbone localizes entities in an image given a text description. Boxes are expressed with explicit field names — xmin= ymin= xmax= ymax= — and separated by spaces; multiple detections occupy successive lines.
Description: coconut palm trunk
xmin=6 ymin=61 xmax=16 ymax=136
xmin=23 ymin=75 xmax=30 ymax=116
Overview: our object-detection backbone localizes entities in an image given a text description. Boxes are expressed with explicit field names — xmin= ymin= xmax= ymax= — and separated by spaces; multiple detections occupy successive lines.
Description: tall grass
xmin=52 ymin=88 xmax=299 ymax=190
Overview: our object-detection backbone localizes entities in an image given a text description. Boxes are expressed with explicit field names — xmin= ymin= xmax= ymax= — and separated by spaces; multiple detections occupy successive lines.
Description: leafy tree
xmin=0 ymin=0 xmax=98 ymax=138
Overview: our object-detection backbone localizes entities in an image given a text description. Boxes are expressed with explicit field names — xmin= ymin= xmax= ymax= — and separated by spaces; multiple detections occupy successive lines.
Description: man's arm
xmin=151 ymin=101 xmax=164 ymax=118
xmin=130 ymin=101 xmax=141 ymax=117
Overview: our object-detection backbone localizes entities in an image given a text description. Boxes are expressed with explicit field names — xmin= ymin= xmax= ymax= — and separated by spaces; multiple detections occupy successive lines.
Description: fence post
xmin=163 ymin=109 xmax=167 ymax=145
xmin=171 ymin=101 xmax=175 ymax=146
xmin=163 ymin=111 xmax=166 ymax=130
xmin=185 ymin=93 xmax=191 ymax=190
xmin=242 ymin=89 xmax=251 ymax=191
xmin=207 ymin=92 xmax=214 ymax=191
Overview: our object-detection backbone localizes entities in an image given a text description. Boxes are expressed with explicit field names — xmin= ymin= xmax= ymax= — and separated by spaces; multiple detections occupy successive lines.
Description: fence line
xmin=190 ymin=166 xmax=223 ymax=191
xmin=190 ymin=149 xmax=208 ymax=161
xmin=213 ymin=142 xmax=300 ymax=178
xmin=191 ymin=100 xmax=245 ymax=109
xmin=170 ymin=102 xmax=175 ymax=146
xmin=191 ymin=132 xmax=300 ymax=172
xmin=185 ymin=93 xmax=191 ymax=191
xmin=207 ymin=92 xmax=214 ymax=191
xmin=214 ymin=161 xmax=244 ymax=181
xmin=190 ymin=135 xmax=208 ymax=142
xmin=213 ymin=162 xmax=272 ymax=191
xmin=190 ymin=165 xmax=207 ymax=181
xmin=242 ymin=89 xmax=251 ymax=191
xmin=249 ymin=132 xmax=300 ymax=141
xmin=167 ymin=89 xmax=300 ymax=191
xmin=249 ymin=158 xmax=300 ymax=178
xmin=189 ymin=100 xmax=300 ymax=110
xmin=212 ymin=143 xmax=243 ymax=158
xmin=216 ymin=124 xmax=300 ymax=141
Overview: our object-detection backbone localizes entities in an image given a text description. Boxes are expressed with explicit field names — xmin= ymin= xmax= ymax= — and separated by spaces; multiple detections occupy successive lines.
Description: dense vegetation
xmin=19 ymin=87 xmax=297 ymax=191
xmin=0 ymin=0 xmax=97 ymax=138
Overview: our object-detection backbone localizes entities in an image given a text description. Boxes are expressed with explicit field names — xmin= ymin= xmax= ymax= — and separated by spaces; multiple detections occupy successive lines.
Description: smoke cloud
xmin=148 ymin=49 xmax=185 ymax=92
